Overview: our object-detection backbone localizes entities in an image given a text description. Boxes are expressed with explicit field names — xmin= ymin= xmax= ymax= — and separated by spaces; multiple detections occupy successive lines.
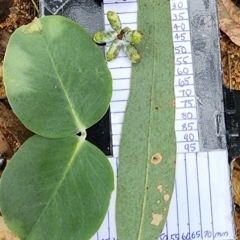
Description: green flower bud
xmin=116 ymin=27 xmax=131 ymax=40
xmin=123 ymin=43 xmax=141 ymax=63
xmin=94 ymin=31 xmax=117 ymax=44
xmin=93 ymin=11 xmax=144 ymax=63
xmin=107 ymin=11 xmax=122 ymax=33
xmin=106 ymin=39 xmax=122 ymax=61
xmin=132 ymin=30 xmax=144 ymax=43
xmin=123 ymin=30 xmax=144 ymax=43
xmin=121 ymin=27 xmax=131 ymax=34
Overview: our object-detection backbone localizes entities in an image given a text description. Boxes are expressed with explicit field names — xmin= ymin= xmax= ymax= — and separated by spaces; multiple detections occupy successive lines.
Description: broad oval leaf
xmin=116 ymin=1 xmax=176 ymax=239
xmin=0 ymin=135 xmax=114 ymax=240
xmin=3 ymin=16 xmax=112 ymax=138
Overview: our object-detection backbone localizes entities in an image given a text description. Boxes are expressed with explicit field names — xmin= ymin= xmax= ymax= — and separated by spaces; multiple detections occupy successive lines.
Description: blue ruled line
xmin=104 ymin=1 xmax=137 ymax=4
xmin=175 ymin=178 xmax=180 ymax=237
xmin=207 ymin=152 xmax=215 ymax=239
xmin=184 ymin=153 xmax=191 ymax=235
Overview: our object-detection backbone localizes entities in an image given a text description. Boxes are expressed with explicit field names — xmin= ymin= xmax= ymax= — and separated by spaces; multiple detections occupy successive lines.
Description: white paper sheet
xmin=91 ymin=1 xmax=235 ymax=239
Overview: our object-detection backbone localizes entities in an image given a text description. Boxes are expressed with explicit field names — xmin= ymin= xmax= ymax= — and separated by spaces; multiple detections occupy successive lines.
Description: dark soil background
xmin=0 ymin=0 xmax=37 ymax=178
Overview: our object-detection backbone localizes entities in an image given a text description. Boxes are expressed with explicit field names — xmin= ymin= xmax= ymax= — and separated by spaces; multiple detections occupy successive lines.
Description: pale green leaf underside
xmin=0 ymin=135 xmax=114 ymax=240
xmin=116 ymin=1 xmax=176 ymax=239
xmin=3 ymin=16 xmax=112 ymax=138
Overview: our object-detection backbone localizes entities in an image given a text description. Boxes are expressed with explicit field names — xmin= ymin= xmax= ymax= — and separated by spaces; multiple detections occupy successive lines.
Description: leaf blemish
xmin=151 ymin=213 xmax=163 ymax=226
xmin=151 ymin=153 xmax=162 ymax=165
xmin=157 ymin=185 xmax=163 ymax=193
xmin=22 ymin=17 xmax=42 ymax=34
xmin=164 ymin=194 xmax=170 ymax=201
xmin=95 ymin=69 xmax=103 ymax=77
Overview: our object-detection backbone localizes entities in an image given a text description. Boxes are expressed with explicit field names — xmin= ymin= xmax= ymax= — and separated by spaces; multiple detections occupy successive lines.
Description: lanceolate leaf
xmin=3 ymin=16 xmax=112 ymax=138
xmin=116 ymin=0 xmax=176 ymax=239
xmin=0 ymin=135 xmax=114 ymax=240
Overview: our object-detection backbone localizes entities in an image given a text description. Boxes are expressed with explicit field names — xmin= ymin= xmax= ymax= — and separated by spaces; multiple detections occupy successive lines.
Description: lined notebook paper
xmin=91 ymin=1 xmax=235 ymax=239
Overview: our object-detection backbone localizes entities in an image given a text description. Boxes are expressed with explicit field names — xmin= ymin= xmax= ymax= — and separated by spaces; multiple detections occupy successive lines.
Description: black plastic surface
xmin=223 ymin=86 xmax=240 ymax=161
xmin=188 ymin=0 xmax=226 ymax=150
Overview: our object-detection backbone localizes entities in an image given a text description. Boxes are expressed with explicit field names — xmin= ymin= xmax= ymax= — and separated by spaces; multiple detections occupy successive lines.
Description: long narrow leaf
xmin=116 ymin=0 xmax=176 ymax=239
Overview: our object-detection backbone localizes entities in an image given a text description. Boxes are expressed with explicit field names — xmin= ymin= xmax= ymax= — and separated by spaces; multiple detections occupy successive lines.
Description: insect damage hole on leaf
xmin=151 ymin=213 xmax=163 ymax=226
xmin=151 ymin=153 xmax=163 ymax=165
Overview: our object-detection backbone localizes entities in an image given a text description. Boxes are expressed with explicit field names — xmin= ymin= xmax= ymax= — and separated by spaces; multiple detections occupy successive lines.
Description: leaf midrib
xmin=26 ymin=139 xmax=82 ymax=239
xmin=137 ymin=4 xmax=157 ymax=240
xmin=43 ymin=38 xmax=85 ymax=131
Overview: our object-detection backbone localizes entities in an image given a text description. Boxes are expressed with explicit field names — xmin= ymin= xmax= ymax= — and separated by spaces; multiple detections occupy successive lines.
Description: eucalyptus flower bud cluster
xmin=94 ymin=11 xmax=144 ymax=63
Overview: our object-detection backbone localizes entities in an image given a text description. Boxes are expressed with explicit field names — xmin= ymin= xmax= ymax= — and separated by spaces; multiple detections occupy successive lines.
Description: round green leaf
xmin=0 ymin=135 xmax=114 ymax=240
xmin=3 ymin=16 xmax=112 ymax=138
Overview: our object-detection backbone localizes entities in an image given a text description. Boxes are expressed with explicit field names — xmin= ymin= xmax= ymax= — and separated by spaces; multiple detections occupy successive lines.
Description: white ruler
xmin=91 ymin=0 xmax=235 ymax=239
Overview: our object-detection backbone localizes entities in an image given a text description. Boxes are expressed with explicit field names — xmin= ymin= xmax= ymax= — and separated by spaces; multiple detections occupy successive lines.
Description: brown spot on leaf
xmin=172 ymin=99 xmax=175 ymax=107
xmin=151 ymin=213 xmax=163 ymax=226
xmin=157 ymin=185 xmax=163 ymax=192
xmin=164 ymin=194 xmax=170 ymax=201
xmin=22 ymin=17 xmax=42 ymax=34
xmin=151 ymin=153 xmax=162 ymax=165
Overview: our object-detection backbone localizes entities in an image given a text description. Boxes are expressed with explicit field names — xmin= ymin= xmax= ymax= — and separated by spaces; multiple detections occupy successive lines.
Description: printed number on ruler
xmin=171 ymin=0 xmax=199 ymax=153
xmin=160 ymin=230 xmax=229 ymax=240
